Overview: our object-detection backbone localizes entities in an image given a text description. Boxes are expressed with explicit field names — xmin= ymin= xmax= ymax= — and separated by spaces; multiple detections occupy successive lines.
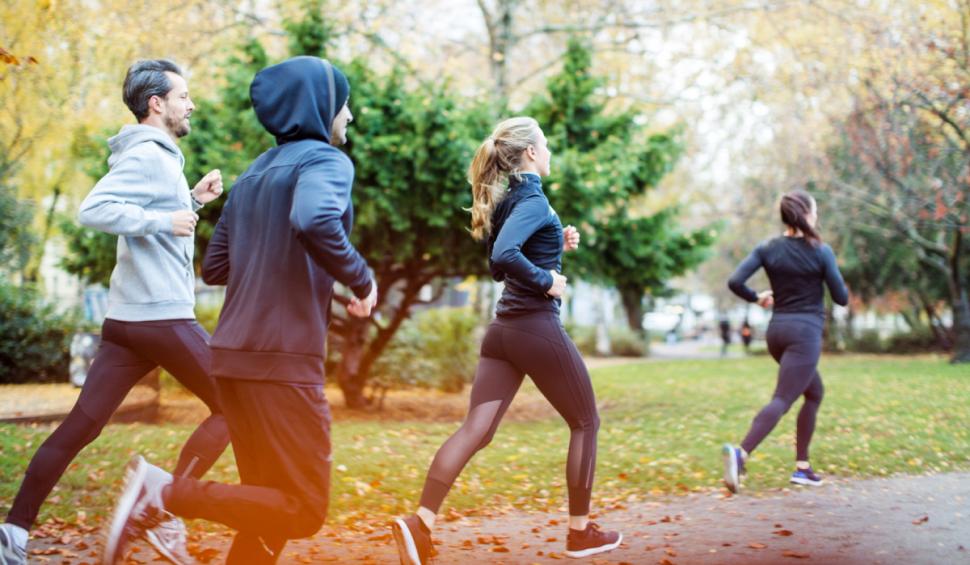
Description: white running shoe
xmin=102 ymin=455 xmax=173 ymax=564
xmin=145 ymin=516 xmax=192 ymax=564
xmin=0 ymin=524 xmax=27 ymax=565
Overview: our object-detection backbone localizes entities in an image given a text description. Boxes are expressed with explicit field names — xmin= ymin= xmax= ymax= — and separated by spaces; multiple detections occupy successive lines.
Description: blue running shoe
xmin=722 ymin=443 xmax=745 ymax=493
xmin=790 ymin=467 xmax=823 ymax=486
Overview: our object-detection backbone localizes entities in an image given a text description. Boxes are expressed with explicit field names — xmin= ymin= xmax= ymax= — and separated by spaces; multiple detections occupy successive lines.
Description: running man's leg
xmin=127 ymin=320 xmax=229 ymax=479
xmin=795 ymin=371 xmax=824 ymax=462
xmin=164 ymin=378 xmax=331 ymax=564
xmin=740 ymin=322 xmax=822 ymax=455
xmin=418 ymin=322 xmax=524 ymax=516
xmin=5 ymin=321 xmax=153 ymax=530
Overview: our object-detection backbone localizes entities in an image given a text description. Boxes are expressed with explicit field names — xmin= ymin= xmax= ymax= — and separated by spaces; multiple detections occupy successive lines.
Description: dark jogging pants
xmin=5 ymin=319 xmax=229 ymax=530
xmin=166 ymin=378 xmax=332 ymax=565
xmin=741 ymin=315 xmax=825 ymax=461
xmin=419 ymin=311 xmax=600 ymax=517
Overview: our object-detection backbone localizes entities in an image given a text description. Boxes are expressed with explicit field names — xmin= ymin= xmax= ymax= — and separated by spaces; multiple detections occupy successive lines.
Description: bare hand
xmin=563 ymin=225 xmax=580 ymax=252
xmin=171 ymin=210 xmax=199 ymax=236
xmin=192 ymin=169 xmax=223 ymax=204
xmin=757 ymin=290 xmax=774 ymax=309
xmin=348 ymin=282 xmax=378 ymax=318
xmin=547 ymin=270 xmax=567 ymax=298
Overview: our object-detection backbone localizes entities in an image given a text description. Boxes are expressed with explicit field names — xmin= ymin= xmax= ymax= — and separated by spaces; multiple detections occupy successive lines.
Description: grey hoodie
xmin=78 ymin=124 xmax=202 ymax=321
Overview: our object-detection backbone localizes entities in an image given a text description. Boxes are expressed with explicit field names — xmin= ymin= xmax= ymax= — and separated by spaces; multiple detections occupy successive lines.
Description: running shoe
xmin=790 ymin=466 xmax=823 ymax=486
xmin=144 ymin=516 xmax=191 ymax=564
xmin=392 ymin=515 xmax=432 ymax=565
xmin=565 ymin=522 xmax=622 ymax=558
xmin=103 ymin=455 xmax=173 ymax=565
xmin=0 ymin=524 xmax=27 ymax=565
xmin=722 ymin=443 xmax=746 ymax=493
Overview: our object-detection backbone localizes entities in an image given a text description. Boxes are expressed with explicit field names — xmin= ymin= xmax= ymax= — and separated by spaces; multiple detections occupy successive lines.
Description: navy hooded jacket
xmin=202 ymin=57 xmax=373 ymax=383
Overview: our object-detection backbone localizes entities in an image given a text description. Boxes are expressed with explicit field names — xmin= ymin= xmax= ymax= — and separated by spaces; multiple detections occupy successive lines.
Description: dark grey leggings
xmin=419 ymin=311 xmax=599 ymax=516
xmin=741 ymin=316 xmax=824 ymax=462
xmin=5 ymin=319 xmax=229 ymax=530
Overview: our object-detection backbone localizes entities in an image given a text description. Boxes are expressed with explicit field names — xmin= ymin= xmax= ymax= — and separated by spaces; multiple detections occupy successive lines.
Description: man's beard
xmin=164 ymin=112 xmax=191 ymax=138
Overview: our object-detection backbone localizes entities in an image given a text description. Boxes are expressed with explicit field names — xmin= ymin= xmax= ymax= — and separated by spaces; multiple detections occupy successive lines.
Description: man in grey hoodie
xmin=0 ymin=59 xmax=229 ymax=565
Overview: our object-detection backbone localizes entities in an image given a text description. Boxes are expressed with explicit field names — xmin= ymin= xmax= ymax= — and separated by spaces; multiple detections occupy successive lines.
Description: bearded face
xmin=159 ymin=72 xmax=193 ymax=138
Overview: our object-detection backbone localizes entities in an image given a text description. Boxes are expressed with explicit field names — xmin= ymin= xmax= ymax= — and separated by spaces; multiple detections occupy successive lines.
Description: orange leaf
xmin=782 ymin=550 xmax=811 ymax=559
xmin=748 ymin=542 xmax=767 ymax=549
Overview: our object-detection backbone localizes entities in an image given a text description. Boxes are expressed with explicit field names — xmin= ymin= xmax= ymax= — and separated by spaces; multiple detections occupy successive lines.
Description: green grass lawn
xmin=2 ymin=354 xmax=968 ymax=528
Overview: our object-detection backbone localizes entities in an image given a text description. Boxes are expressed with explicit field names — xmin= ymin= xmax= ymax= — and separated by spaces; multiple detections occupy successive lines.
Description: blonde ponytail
xmin=467 ymin=117 xmax=542 ymax=240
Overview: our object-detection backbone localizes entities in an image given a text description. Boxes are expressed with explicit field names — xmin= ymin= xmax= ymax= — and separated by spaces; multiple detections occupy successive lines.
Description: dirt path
xmin=27 ymin=472 xmax=968 ymax=564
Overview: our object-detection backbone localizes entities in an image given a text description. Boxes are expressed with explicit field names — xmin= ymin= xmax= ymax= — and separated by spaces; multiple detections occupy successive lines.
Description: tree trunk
xmin=948 ymin=228 xmax=970 ymax=363
xmin=335 ymin=277 xmax=428 ymax=408
xmin=950 ymin=296 xmax=970 ymax=363
xmin=619 ymin=285 xmax=645 ymax=336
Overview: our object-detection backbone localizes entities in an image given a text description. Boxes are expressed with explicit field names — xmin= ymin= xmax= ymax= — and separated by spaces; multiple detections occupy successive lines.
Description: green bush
xmin=884 ymin=327 xmax=945 ymax=354
xmin=564 ymin=322 xmax=598 ymax=356
xmin=372 ymin=307 xmax=482 ymax=392
xmin=846 ymin=329 xmax=884 ymax=353
xmin=608 ymin=326 xmax=649 ymax=357
xmin=0 ymin=282 xmax=74 ymax=384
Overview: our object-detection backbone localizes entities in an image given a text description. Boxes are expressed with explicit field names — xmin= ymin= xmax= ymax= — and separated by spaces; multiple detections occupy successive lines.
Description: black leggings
xmin=419 ymin=311 xmax=599 ymax=517
xmin=741 ymin=316 xmax=824 ymax=461
xmin=5 ymin=319 xmax=229 ymax=530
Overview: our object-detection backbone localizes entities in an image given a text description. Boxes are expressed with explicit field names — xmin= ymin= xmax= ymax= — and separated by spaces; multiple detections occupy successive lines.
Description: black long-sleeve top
xmin=728 ymin=236 xmax=848 ymax=321
xmin=487 ymin=173 xmax=564 ymax=317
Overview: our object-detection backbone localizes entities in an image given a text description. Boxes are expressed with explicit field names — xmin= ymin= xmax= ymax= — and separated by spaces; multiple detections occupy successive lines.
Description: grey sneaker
xmin=144 ymin=516 xmax=192 ymax=564
xmin=0 ymin=524 xmax=27 ymax=565
xmin=102 ymin=455 xmax=173 ymax=564
xmin=722 ymin=443 xmax=746 ymax=494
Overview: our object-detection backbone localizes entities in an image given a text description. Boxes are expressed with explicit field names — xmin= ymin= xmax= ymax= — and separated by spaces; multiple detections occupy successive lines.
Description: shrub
xmin=846 ymin=329 xmax=884 ymax=354
xmin=884 ymin=327 xmax=946 ymax=354
xmin=608 ymin=326 xmax=649 ymax=357
xmin=565 ymin=322 xmax=598 ymax=356
xmin=0 ymin=282 xmax=74 ymax=384
xmin=371 ymin=307 xmax=482 ymax=393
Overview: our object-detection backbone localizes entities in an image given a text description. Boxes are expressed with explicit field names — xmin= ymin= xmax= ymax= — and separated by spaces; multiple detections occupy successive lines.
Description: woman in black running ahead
xmin=722 ymin=189 xmax=848 ymax=493
xmin=391 ymin=117 xmax=621 ymax=564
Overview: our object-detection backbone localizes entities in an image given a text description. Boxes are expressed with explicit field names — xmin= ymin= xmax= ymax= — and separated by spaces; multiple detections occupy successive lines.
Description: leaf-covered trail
xmin=27 ymin=472 xmax=969 ymax=564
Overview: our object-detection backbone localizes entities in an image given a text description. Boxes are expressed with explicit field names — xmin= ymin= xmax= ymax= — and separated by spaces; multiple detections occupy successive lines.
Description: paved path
xmin=27 ymin=472 xmax=969 ymax=564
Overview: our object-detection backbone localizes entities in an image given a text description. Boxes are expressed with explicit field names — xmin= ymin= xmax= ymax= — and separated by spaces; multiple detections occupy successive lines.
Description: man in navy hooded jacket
xmin=103 ymin=57 xmax=377 ymax=565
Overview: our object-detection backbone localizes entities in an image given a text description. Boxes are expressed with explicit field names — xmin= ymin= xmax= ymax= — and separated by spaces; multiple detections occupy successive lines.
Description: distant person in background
xmin=721 ymin=190 xmax=848 ymax=494
xmin=740 ymin=319 xmax=753 ymax=353
xmin=719 ymin=318 xmax=732 ymax=356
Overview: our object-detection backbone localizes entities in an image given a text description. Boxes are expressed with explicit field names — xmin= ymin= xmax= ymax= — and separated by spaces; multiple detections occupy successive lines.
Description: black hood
xmin=250 ymin=56 xmax=349 ymax=145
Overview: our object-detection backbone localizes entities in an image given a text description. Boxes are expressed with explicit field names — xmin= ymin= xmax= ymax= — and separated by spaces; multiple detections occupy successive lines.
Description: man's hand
xmin=348 ymin=283 xmax=378 ymax=318
xmin=171 ymin=210 xmax=199 ymax=236
xmin=192 ymin=169 xmax=223 ymax=205
xmin=547 ymin=270 xmax=567 ymax=298
xmin=563 ymin=225 xmax=580 ymax=252
xmin=757 ymin=290 xmax=774 ymax=309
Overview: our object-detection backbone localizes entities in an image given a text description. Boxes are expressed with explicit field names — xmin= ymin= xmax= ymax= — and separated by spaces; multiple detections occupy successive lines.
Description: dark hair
xmin=779 ymin=189 xmax=821 ymax=245
xmin=122 ymin=59 xmax=183 ymax=121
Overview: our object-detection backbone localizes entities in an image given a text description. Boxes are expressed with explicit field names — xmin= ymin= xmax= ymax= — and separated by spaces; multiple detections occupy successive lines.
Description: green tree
xmin=528 ymin=39 xmax=715 ymax=333
xmin=0 ymin=176 xmax=36 ymax=280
